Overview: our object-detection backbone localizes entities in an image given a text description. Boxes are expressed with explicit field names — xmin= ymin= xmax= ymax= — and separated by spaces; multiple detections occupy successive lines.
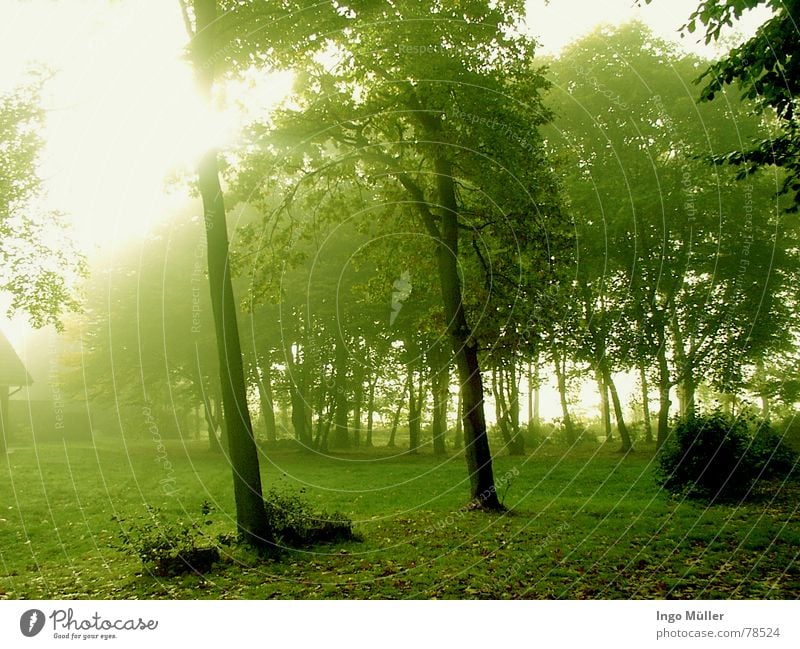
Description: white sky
xmin=525 ymin=0 xmax=771 ymax=56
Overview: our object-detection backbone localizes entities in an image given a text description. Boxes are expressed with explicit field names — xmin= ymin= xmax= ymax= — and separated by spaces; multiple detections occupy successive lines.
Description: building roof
xmin=0 ymin=330 xmax=32 ymax=387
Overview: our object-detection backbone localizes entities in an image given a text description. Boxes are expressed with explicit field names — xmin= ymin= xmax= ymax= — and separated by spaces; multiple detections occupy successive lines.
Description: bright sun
xmin=0 ymin=0 xmax=292 ymax=345
xmin=0 ymin=0 xmax=291 ymax=255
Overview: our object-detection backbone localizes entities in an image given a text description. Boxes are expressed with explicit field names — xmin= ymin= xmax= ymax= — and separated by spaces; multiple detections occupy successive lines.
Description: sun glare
xmin=0 ymin=0 xmax=291 ymax=255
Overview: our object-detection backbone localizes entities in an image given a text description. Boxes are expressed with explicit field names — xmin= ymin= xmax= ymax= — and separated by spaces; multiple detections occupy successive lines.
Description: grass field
xmin=0 ymin=438 xmax=798 ymax=599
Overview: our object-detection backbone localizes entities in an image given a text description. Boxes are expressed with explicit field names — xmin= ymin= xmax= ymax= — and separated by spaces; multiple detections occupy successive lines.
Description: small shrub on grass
xmin=263 ymin=488 xmax=356 ymax=548
xmin=113 ymin=502 xmax=221 ymax=577
xmin=657 ymin=411 xmax=798 ymax=503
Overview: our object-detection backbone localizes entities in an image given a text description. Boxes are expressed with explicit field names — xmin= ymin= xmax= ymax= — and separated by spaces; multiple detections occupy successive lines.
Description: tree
xmin=222 ymin=1 xmax=569 ymax=507
xmin=546 ymin=22 xmax=796 ymax=447
xmin=0 ymin=76 xmax=84 ymax=329
xmin=180 ymin=0 xmax=272 ymax=547
xmin=0 ymin=75 xmax=85 ymax=455
xmin=645 ymin=0 xmax=800 ymax=209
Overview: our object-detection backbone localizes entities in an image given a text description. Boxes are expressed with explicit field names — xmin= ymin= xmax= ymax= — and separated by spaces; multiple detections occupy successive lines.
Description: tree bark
xmin=365 ymin=372 xmax=376 ymax=447
xmin=532 ymin=361 xmax=540 ymax=434
xmin=257 ymin=353 xmax=277 ymax=442
xmin=352 ymin=365 xmax=364 ymax=448
xmin=638 ymin=360 xmax=653 ymax=444
xmin=290 ymin=379 xmax=311 ymax=447
xmin=388 ymin=381 xmax=406 ymax=448
xmin=454 ymin=389 xmax=463 ymax=449
xmin=656 ymin=338 xmax=672 ymax=449
xmin=595 ymin=368 xmax=612 ymax=442
xmin=506 ymin=363 xmax=524 ymax=455
xmin=191 ymin=0 xmax=270 ymax=547
xmin=604 ymin=369 xmax=633 ymax=452
xmin=432 ymin=160 xmax=500 ymax=508
xmin=755 ymin=358 xmax=770 ymax=419
xmin=407 ymin=365 xmax=421 ymax=454
xmin=527 ymin=361 xmax=534 ymax=434
xmin=431 ymin=364 xmax=449 ymax=455
xmin=199 ymin=383 xmax=222 ymax=453
xmin=553 ymin=351 xmax=576 ymax=444
xmin=671 ymin=311 xmax=696 ymax=419
xmin=331 ymin=336 xmax=349 ymax=448
xmin=493 ymin=364 xmax=524 ymax=455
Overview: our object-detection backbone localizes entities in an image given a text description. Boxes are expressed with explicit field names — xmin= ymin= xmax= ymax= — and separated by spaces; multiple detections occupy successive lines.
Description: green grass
xmin=0 ymin=438 xmax=797 ymax=599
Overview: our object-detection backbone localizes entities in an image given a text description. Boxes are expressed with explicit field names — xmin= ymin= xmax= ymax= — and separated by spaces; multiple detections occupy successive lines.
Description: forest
xmin=0 ymin=0 xmax=798 ymax=601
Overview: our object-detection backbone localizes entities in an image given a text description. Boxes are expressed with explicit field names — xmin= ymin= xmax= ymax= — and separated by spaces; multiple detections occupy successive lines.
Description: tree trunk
xmin=290 ymin=379 xmax=312 ymax=447
xmin=532 ymin=361 xmax=540 ymax=434
xmin=755 ymin=358 xmax=770 ymax=419
xmin=407 ymin=365 xmax=421 ymax=454
xmin=527 ymin=361 xmax=534 ymax=434
xmin=595 ymin=368 xmax=612 ymax=442
xmin=454 ymin=389 xmax=463 ymax=449
xmin=656 ymin=339 xmax=671 ymax=449
xmin=492 ymin=366 xmax=510 ymax=445
xmin=505 ymin=363 xmax=524 ymax=455
xmin=431 ymin=363 xmax=449 ymax=456
xmin=257 ymin=354 xmax=277 ymax=442
xmin=681 ymin=371 xmax=696 ymax=420
xmin=352 ymin=366 xmax=364 ymax=448
xmin=331 ymin=336 xmax=349 ymax=448
xmin=314 ymin=389 xmax=334 ymax=452
xmin=388 ymin=382 xmax=406 ymax=448
xmin=493 ymin=364 xmax=524 ymax=455
xmin=191 ymin=0 xmax=270 ymax=547
xmin=433 ymin=161 xmax=500 ymax=508
xmin=604 ymin=369 xmax=633 ymax=453
xmin=671 ymin=311 xmax=696 ymax=419
xmin=200 ymin=385 xmax=222 ymax=453
xmin=638 ymin=360 xmax=653 ymax=444
xmin=721 ymin=391 xmax=737 ymax=416
xmin=366 ymin=374 xmax=376 ymax=447
xmin=553 ymin=351 xmax=576 ymax=444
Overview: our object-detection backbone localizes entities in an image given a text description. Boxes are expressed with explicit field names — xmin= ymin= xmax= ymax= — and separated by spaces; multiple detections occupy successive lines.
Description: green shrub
xmin=657 ymin=411 xmax=798 ymax=502
xmin=115 ymin=492 xmax=356 ymax=574
xmin=113 ymin=502 xmax=221 ymax=577
xmin=776 ymin=414 xmax=800 ymax=452
xmin=263 ymin=488 xmax=356 ymax=548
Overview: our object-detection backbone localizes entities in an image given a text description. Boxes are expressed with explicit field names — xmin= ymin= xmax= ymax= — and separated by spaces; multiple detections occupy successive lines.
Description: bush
xmin=113 ymin=502 xmax=222 ymax=577
xmin=776 ymin=414 xmax=800 ymax=453
xmin=657 ymin=411 xmax=798 ymax=502
xmin=115 ymin=492 xmax=357 ymax=575
xmin=263 ymin=488 xmax=356 ymax=548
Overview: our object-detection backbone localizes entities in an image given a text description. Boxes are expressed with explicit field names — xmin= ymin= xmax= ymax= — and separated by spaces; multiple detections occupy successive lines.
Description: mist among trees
xmin=0 ymin=0 xmax=798 ymax=601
